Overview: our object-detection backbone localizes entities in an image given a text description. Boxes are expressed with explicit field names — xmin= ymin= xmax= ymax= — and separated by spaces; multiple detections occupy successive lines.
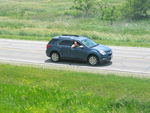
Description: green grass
xmin=0 ymin=0 xmax=150 ymax=47
xmin=0 ymin=63 xmax=150 ymax=113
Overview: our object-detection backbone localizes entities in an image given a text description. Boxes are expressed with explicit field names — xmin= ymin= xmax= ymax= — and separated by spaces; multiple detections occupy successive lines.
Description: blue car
xmin=46 ymin=35 xmax=112 ymax=66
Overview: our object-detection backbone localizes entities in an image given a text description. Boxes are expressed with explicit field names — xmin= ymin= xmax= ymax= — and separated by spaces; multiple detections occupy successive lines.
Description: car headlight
xmin=99 ymin=50 xmax=106 ymax=55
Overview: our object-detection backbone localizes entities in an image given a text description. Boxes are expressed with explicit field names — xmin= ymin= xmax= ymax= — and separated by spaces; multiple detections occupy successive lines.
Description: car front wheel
xmin=51 ymin=52 xmax=60 ymax=62
xmin=88 ymin=55 xmax=99 ymax=66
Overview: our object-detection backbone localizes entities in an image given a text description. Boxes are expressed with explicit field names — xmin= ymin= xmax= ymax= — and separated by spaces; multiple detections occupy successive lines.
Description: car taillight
xmin=46 ymin=44 xmax=52 ymax=49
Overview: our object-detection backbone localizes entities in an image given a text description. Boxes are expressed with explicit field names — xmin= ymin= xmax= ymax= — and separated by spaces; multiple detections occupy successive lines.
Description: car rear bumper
xmin=46 ymin=49 xmax=50 ymax=57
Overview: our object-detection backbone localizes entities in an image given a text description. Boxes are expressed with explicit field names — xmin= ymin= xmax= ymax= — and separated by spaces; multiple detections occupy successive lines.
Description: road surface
xmin=0 ymin=39 xmax=150 ymax=77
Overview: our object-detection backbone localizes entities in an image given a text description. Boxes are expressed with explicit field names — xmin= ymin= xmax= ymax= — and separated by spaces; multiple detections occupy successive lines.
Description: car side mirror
xmin=79 ymin=45 xmax=84 ymax=48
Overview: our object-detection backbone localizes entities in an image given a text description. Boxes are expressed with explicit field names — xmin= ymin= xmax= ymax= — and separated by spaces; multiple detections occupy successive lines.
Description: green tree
xmin=72 ymin=0 xmax=94 ymax=16
xmin=104 ymin=6 xmax=117 ymax=25
xmin=96 ymin=1 xmax=120 ymax=25
xmin=122 ymin=0 xmax=150 ymax=20
xmin=96 ymin=0 xmax=108 ymax=19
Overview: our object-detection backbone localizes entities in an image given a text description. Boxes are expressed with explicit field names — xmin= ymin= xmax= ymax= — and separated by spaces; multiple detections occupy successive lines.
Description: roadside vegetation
xmin=0 ymin=0 xmax=150 ymax=47
xmin=0 ymin=63 xmax=150 ymax=113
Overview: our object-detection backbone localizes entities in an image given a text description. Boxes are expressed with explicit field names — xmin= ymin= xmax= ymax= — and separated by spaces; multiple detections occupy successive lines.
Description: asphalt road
xmin=0 ymin=39 xmax=150 ymax=77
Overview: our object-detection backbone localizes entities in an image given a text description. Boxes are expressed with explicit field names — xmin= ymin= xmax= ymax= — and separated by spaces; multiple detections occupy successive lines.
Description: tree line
xmin=69 ymin=0 xmax=150 ymax=24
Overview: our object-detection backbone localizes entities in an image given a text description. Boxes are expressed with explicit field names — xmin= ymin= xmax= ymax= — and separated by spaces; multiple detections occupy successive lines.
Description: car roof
xmin=53 ymin=35 xmax=88 ymax=42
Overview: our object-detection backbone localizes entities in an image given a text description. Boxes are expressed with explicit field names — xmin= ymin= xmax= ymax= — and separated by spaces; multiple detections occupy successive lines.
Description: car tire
xmin=88 ymin=55 xmax=99 ymax=66
xmin=51 ymin=52 xmax=60 ymax=62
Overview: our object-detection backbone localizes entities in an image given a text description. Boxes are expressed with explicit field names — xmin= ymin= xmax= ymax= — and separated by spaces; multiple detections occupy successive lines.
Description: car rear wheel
xmin=88 ymin=55 xmax=98 ymax=66
xmin=51 ymin=52 xmax=60 ymax=62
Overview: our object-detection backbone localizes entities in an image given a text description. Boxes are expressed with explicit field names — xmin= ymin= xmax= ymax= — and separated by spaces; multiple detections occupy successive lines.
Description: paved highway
xmin=0 ymin=39 xmax=150 ymax=77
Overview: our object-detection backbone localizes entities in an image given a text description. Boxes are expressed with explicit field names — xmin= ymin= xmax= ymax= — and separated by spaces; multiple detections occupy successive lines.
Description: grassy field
xmin=0 ymin=63 xmax=150 ymax=113
xmin=0 ymin=0 xmax=150 ymax=47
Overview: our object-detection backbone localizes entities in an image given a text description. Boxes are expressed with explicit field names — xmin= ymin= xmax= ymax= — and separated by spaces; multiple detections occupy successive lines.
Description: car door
xmin=70 ymin=42 xmax=88 ymax=60
xmin=59 ymin=40 xmax=72 ymax=59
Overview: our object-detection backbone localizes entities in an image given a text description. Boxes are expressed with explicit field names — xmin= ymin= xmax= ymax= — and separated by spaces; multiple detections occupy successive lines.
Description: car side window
xmin=71 ymin=41 xmax=83 ymax=48
xmin=59 ymin=40 xmax=72 ymax=46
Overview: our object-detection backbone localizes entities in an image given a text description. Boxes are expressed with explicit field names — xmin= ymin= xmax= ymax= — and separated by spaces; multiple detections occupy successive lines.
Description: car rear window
xmin=48 ymin=39 xmax=58 ymax=45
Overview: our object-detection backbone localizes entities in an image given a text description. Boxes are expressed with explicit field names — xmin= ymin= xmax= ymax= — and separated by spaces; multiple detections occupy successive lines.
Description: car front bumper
xmin=99 ymin=54 xmax=112 ymax=63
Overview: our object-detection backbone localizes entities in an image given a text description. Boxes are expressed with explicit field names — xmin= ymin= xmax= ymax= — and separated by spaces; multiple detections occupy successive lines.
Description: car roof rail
xmin=61 ymin=34 xmax=80 ymax=37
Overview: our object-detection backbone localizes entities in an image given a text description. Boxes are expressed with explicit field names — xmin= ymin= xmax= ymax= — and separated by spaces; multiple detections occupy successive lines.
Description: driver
xmin=71 ymin=41 xmax=78 ymax=48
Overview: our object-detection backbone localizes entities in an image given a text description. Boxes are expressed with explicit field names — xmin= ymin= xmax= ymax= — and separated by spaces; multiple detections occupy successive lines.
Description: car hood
xmin=92 ymin=44 xmax=111 ymax=51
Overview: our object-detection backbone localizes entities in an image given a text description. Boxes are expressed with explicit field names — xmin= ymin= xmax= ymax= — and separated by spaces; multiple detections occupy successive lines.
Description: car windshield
xmin=81 ymin=39 xmax=98 ymax=48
